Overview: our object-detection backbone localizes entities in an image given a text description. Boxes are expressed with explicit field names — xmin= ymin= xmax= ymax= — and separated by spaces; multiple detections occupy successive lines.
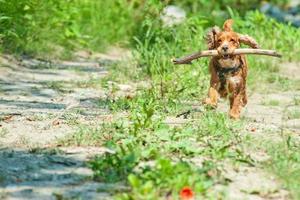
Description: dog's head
xmin=206 ymin=19 xmax=259 ymax=60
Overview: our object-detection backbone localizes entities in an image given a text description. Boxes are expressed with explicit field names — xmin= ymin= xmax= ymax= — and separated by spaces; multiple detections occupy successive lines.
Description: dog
xmin=204 ymin=19 xmax=259 ymax=119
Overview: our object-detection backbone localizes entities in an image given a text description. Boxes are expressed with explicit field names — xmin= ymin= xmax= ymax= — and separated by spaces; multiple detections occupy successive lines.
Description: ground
xmin=0 ymin=53 xmax=299 ymax=200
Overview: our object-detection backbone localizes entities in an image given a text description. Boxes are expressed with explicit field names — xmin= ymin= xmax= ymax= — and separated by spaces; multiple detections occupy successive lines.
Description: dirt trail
xmin=0 ymin=54 xmax=299 ymax=199
xmin=167 ymin=62 xmax=300 ymax=199
xmin=0 ymin=54 xmax=115 ymax=199
xmin=217 ymin=62 xmax=300 ymax=200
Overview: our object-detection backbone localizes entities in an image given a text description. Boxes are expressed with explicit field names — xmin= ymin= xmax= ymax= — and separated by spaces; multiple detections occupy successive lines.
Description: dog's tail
xmin=223 ymin=19 xmax=234 ymax=32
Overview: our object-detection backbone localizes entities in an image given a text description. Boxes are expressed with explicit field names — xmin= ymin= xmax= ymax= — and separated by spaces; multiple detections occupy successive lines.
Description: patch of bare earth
xmin=0 ymin=50 xmax=130 ymax=199
xmin=219 ymin=62 xmax=300 ymax=199
xmin=164 ymin=63 xmax=300 ymax=199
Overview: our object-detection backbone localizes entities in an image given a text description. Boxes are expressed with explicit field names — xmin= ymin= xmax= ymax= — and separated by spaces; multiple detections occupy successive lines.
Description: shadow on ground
xmin=0 ymin=148 xmax=112 ymax=200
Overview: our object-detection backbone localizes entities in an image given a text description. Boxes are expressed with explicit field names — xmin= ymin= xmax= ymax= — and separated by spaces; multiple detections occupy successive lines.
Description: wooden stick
xmin=173 ymin=49 xmax=282 ymax=65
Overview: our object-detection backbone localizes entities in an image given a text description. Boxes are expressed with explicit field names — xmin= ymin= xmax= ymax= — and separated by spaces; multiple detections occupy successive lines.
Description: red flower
xmin=180 ymin=186 xmax=195 ymax=200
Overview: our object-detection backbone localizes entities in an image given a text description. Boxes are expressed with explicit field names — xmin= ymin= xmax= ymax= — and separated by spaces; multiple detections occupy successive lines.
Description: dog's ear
xmin=205 ymin=26 xmax=221 ymax=50
xmin=223 ymin=19 xmax=234 ymax=32
xmin=238 ymin=34 xmax=260 ymax=49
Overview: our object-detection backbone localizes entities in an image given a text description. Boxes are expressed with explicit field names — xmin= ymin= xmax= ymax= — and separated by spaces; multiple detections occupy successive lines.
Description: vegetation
xmin=1 ymin=0 xmax=299 ymax=199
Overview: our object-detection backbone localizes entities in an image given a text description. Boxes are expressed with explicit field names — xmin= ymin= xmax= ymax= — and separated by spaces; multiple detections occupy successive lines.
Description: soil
xmin=0 ymin=54 xmax=299 ymax=199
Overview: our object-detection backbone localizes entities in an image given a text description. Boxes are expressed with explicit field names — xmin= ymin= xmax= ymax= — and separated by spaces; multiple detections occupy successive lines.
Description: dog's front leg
xmin=204 ymin=73 xmax=219 ymax=108
xmin=229 ymin=93 xmax=243 ymax=119
xmin=204 ymin=86 xmax=219 ymax=107
xmin=228 ymin=77 xmax=243 ymax=119
xmin=204 ymin=63 xmax=219 ymax=107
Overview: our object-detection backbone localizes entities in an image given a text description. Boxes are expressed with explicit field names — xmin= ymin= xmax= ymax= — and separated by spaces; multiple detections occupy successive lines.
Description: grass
xmin=264 ymin=134 xmax=300 ymax=199
xmin=43 ymin=81 xmax=74 ymax=94
xmin=0 ymin=0 xmax=138 ymax=58
xmin=60 ymin=95 xmax=252 ymax=198
xmin=261 ymin=99 xmax=280 ymax=106
xmin=0 ymin=128 xmax=8 ymax=137
xmin=294 ymin=97 xmax=300 ymax=106
xmin=1 ymin=0 xmax=300 ymax=199
xmin=28 ymin=113 xmax=56 ymax=121
xmin=51 ymin=7 xmax=300 ymax=198
xmin=287 ymin=110 xmax=300 ymax=120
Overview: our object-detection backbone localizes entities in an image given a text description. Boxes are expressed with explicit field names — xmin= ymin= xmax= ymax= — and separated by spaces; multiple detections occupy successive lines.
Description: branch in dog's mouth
xmin=172 ymin=49 xmax=282 ymax=65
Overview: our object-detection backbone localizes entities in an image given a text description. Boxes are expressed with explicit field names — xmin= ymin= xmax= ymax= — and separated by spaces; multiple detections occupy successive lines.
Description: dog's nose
xmin=222 ymin=46 xmax=228 ymax=51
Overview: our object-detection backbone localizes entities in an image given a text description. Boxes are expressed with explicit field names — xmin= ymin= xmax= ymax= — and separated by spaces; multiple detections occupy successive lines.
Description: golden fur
xmin=204 ymin=19 xmax=259 ymax=119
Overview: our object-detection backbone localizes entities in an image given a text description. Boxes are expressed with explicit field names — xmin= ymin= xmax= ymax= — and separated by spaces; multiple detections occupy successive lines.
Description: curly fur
xmin=204 ymin=19 xmax=260 ymax=119
xmin=238 ymin=34 xmax=260 ymax=49
xmin=205 ymin=26 xmax=221 ymax=50
xmin=223 ymin=19 xmax=234 ymax=31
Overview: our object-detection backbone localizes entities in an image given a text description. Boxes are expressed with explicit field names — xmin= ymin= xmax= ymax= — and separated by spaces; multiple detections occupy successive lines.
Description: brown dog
xmin=204 ymin=19 xmax=259 ymax=119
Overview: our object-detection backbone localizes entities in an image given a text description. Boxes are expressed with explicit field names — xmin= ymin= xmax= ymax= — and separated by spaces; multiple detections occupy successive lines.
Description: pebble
xmin=160 ymin=5 xmax=186 ymax=27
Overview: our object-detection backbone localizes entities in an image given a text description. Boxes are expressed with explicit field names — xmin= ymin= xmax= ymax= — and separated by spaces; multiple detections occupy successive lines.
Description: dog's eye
xmin=230 ymin=39 xmax=235 ymax=43
xmin=217 ymin=39 xmax=222 ymax=43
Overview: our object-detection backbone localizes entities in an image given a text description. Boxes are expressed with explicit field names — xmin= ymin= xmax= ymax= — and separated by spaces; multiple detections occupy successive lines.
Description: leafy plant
xmin=116 ymin=158 xmax=218 ymax=200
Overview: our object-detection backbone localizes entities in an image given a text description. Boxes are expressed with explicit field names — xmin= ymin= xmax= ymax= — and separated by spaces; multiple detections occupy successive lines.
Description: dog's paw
xmin=203 ymin=98 xmax=217 ymax=108
xmin=229 ymin=110 xmax=240 ymax=120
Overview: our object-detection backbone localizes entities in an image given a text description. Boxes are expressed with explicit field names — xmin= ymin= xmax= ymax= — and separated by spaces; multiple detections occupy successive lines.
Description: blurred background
xmin=0 ymin=0 xmax=300 ymax=59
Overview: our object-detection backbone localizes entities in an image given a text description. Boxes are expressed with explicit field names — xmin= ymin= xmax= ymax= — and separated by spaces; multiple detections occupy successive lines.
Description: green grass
xmin=294 ymin=97 xmax=300 ymax=106
xmin=43 ymin=81 xmax=73 ymax=94
xmin=261 ymin=99 xmax=280 ymax=106
xmin=0 ymin=128 xmax=8 ymax=137
xmin=286 ymin=110 xmax=300 ymax=120
xmin=265 ymin=135 xmax=300 ymax=199
xmin=62 ymin=90 xmax=251 ymax=198
xmin=1 ymin=1 xmax=296 ymax=61
xmin=51 ymin=7 xmax=300 ymax=198
xmin=0 ymin=0 xmax=138 ymax=57
xmin=1 ymin=0 xmax=300 ymax=198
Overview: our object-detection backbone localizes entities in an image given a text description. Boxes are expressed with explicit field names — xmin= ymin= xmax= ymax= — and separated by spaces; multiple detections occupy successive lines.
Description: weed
xmin=29 ymin=147 xmax=63 ymax=155
xmin=261 ymin=99 xmax=280 ymax=106
xmin=265 ymin=135 xmax=300 ymax=199
xmin=58 ymin=125 xmax=104 ymax=147
xmin=16 ymin=135 xmax=30 ymax=147
xmin=286 ymin=110 xmax=300 ymax=120
xmin=28 ymin=113 xmax=56 ymax=121
xmin=87 ymin=90 xmax=249 ymax=198
xmin=293 ymin=97 xmax=300 ymax=106
xmin=0 ymin=0 xmax=138 ymax=57
xmin=0 ymin=189 xmax=7 ymax=200
xmin=0 ymin=128 xmax=8 ymax=137
xmin=116 ymin=159 xmax=219 ymax=200
xmin=75 ymin=78 xmax=102 ymax=89
xmin=1 ymin=1 xmax=299 ymax=198
xmin=60 ymin=109 xmax=85 ymax=125
xmin=44 ymin=81 xmax=73 ymax=94
xmin=90 ymin=150 xmax=139 ymax=183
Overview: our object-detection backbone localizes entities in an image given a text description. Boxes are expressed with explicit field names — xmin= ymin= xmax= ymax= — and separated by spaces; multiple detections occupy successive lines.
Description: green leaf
xmin=128 ymin=174 xmax=140 ymax=188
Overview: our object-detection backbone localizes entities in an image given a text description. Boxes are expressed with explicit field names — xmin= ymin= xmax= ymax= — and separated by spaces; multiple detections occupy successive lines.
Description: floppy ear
xmin=238 ymin=34 xmax=260 ymax=49
xmin=223 ymin=19 xmax=234 ymax=32
xmin=205 ymin=26 xmax=221 ymax=50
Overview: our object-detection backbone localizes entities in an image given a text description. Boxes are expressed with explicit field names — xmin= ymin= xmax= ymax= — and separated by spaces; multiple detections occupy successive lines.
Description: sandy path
xmin=0 ymin=54 xmax=299 ymax=199
xmin=218 ymin=62 xmax=300 ymax=200
xmin=0 ymin=55 xmax=114 ymax=199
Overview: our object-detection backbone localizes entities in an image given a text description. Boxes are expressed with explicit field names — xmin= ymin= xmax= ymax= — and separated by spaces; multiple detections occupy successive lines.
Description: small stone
xmin=118 ymin=84 xmax=133 ymax=92
xmin=3 ymin=115 xmax=14 ymax=122
xmin=74 ymin=50 xmax=92 ymax=59
xmin=52 ymin=119 xmax=60 ymax=126
xmin=161 ymin=5 xmax=186 ymax=27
